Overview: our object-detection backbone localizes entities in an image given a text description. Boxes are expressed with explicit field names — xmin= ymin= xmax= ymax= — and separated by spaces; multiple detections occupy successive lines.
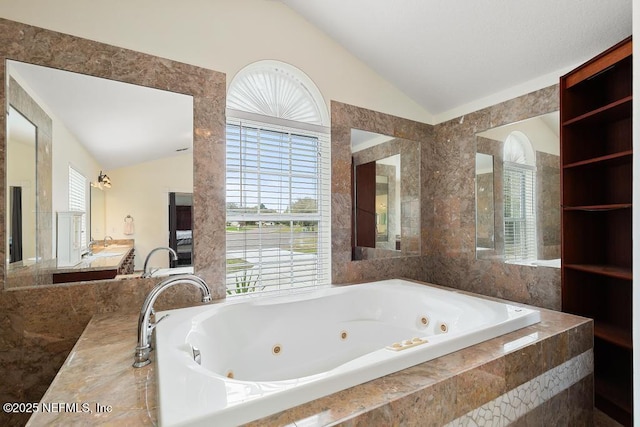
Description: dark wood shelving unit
xmin=562 ymin=96 xmax=632 ymax=127
xmin=564 ymin=263 xmax=632 ymax=280
xmin=594 ymin=321 xmax=633 ymax=350
xmin=560 ymin=36 xmax=633 ymax=426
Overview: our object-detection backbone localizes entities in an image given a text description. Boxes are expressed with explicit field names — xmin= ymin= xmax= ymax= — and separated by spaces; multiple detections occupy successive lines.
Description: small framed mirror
xmin=351 ymin=129 xmax=420 ymax=260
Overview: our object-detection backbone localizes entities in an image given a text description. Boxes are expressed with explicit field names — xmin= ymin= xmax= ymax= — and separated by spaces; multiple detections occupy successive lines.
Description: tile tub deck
xmin=27 ymin=287 xmax=593 ymax=426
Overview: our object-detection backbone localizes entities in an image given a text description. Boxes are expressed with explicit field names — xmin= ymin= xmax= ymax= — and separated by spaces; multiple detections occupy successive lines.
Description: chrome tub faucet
xmin=141 ymin=246 xmax=178 ymax=278
xmin=133 ymin=274 xmax=211 ymax=368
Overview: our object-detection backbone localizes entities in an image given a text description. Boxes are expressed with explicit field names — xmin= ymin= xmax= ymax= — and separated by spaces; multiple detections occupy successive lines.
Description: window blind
xmin=68 ymin=165 xmax=87 ymax=248
xmin=503 ymin=162 xmax=536 ymax=262
xmin=225 ymin=119 xmax=331 ymax=296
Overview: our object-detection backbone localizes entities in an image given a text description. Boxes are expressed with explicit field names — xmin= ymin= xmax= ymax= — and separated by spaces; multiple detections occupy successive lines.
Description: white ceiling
xmin=280 ymin=0 xmax=632 ymax=119
xmin=8 ymin=60 xmax=193 ymax=171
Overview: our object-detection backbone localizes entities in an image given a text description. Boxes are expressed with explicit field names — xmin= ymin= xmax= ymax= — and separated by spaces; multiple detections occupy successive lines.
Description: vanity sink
xmin=52 ymin=245 xmax=134 ymax=284
xmin=83 ymin=252 xmax=123 ymax=261
xmin=90 ymin=252 xmax=122 ymax=258
xmin=150 ymin=266 xmax=194 ymax=277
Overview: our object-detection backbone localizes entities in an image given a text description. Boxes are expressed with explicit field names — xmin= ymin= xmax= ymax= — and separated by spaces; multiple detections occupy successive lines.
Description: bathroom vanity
xmin=51 ymin=243 xmax=135 ymax=284
xmin=5 ymin=241 xmax=135 ymax=287
xmin=27 ymin=283 xmax=593 ymax=426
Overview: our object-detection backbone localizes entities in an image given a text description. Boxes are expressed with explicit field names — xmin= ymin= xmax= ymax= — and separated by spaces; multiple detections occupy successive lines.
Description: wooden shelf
xmin=595 ymin=376 xmax=633 ymax=426
xmin=563 ymin=263 xmax=632 ymax=280
xmin=563 ymin=150 xmax=632 ymax=169
xmin=563 ymin=96 xmax=632 ymax=127
xmin=594 ymin=322 xmax=633 ymax=349
xmin=563 ymin=203 xmax=632 ymax=211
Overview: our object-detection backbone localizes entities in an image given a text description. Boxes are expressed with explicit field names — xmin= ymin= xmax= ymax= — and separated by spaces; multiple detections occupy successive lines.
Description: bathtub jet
xmin=154 ymin=279 xmax=540 ymax=426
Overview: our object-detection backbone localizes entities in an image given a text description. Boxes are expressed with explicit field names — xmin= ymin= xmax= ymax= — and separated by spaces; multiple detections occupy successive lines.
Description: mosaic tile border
xmin=446 ymin=349 xmax=593 ymax=426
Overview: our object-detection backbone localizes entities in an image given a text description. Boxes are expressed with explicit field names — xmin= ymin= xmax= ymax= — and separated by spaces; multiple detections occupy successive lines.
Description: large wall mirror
xmin=0 ymin=18 xmax=224 ymax=296
xmin=5 ymin=60 xmax=195 ymax=287
xmin=351 ymin=129 xmax=420 ymax=260
xmin=475 ymin=111 xmax=560 ymax=267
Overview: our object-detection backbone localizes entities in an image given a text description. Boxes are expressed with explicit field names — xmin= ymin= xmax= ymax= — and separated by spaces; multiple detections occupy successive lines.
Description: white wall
xmin=105 ymin=153 xmax=192 ymax=271
xmin=0 ymin=0 xmax=432 ymax=124
xmin=52 ymin=117 xmax=102 ymax=217
xmin=50 ymin=99 xmax=103 ymax=256
xmin=476 ymin=114 xmax=559 ymax=156
xmin=6 ymin=135 xmax=36 ymax=261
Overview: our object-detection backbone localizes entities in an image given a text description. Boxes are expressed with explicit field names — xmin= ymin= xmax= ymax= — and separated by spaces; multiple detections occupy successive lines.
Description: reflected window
xmin=68 ymin=165 xmax=88 ymax=249
xmin=225 ymin=61 xmax=330 ymax=296
xmin=503 ymin=132 xmax=536 ymax=262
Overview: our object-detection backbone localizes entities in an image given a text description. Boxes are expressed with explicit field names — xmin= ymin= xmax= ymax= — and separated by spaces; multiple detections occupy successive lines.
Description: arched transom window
xmin=225 ymin=60 xmax=330 ymax=296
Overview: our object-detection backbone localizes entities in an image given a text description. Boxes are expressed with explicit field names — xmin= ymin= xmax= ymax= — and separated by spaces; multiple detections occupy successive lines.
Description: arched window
xmin=503 ymin=131 xmax=537 ymax=262
xmin=227 ymin=60 xmax=328 ymax=126
xmin=225 ymin=60 xmax=330 ymax=295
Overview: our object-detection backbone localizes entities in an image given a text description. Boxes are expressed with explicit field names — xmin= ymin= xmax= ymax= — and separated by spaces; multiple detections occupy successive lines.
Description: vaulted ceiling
xmin=6 ymin=1 xmax=632 ymax=170
xmin=280 ymin=0 xmax=632 ymax=120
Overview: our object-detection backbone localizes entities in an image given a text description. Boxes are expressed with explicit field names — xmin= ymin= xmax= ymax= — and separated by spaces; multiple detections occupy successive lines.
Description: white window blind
xmin=503 ymin=162 xmax=536 ymax=262
xmin=225 ymin=119 xmax=330 ymax=296
xmin=68 ymin=165 xmax=87 ymax=248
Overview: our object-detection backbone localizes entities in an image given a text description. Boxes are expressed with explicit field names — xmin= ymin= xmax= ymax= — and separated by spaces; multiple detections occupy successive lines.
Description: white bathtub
xmin=154 ymin=279 xmax=540 ymax=426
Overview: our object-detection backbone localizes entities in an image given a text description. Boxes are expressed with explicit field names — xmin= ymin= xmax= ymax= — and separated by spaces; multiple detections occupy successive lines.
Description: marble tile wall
xmin=476 ymin=136 xmax=505 ymax=258
xmin=475 ymin=172 xmax=495 ymax=249
xmin=426 ymin=85 xmax=561 ymax=310
xmin=0 ymin=18 xmax=226 ymax=427
xmin=537 ymin=151 xmax=561 ymax=260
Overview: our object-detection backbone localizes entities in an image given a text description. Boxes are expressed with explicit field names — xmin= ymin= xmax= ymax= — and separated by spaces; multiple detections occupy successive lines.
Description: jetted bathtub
xmin=154 ymin=279 xmax=540 ymax=426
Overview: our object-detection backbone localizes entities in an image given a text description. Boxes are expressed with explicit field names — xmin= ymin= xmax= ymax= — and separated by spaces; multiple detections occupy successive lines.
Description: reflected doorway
xmin=169 ymin=192 xmax=193 ymax=266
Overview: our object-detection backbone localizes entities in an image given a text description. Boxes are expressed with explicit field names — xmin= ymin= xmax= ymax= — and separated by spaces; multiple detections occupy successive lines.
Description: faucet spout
xmin=103 ymin=235 xmax=113 ymax=247
xmin=133 ymin=274 xmax=211 ymax=368
xmin=141 ymin=246 xmax=179 ymax=278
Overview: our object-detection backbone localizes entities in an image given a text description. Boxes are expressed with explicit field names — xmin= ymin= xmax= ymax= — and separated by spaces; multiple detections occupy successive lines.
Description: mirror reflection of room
xmin=5 ymin=59 xmax=195 ymax=287
xmin=351 ymin=129 xmax=420 ymax=260
xmin=6 ymin=106 xmax=37 ymax=265
xmin=475 ymin=153 xmax=495 ymax=254
xmin=168 ymin=192 xmax=194 ymax=271
xmin=475 ymin=112 xmax=560 ymax=267
xmin=375 ymin=175 xmax=389 ymax=243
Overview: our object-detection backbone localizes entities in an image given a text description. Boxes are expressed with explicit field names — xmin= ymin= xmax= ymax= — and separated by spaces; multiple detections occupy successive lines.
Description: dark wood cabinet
xmin=560 ymin=37 xmax=633 ymax=426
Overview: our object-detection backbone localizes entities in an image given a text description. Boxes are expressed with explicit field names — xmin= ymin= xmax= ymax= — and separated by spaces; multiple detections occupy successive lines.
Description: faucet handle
xmin=151 ymin=313 xmax=169 ymax=329
xmin=146 ymin=314 xmax=170 ymax=352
